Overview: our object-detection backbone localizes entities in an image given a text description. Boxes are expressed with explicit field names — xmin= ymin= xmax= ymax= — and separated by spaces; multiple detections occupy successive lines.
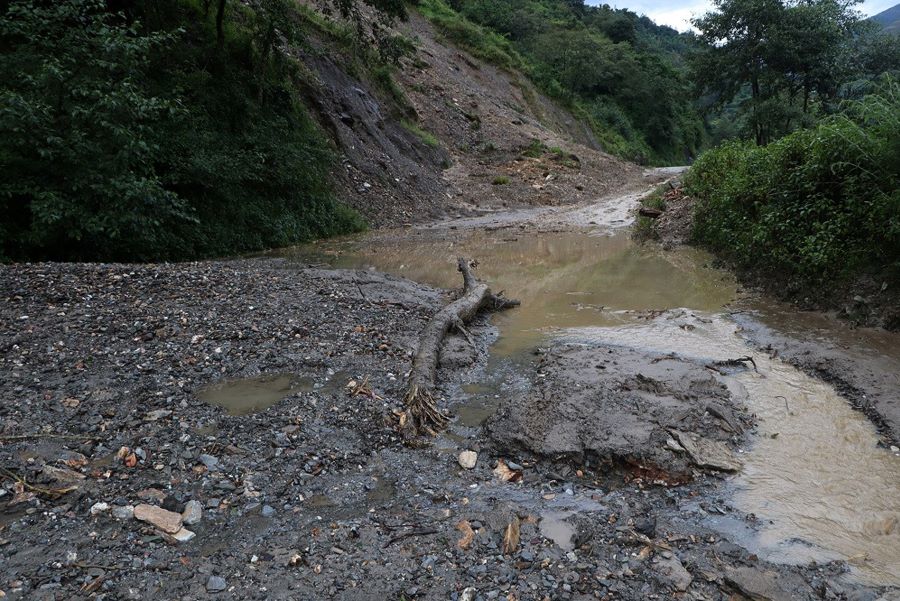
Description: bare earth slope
xmin=295 ymin=9 xmax=640 ymax=227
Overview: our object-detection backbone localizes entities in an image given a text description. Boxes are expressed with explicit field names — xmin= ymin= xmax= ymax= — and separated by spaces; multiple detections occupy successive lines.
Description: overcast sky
xmin=586 ymin=0 xmax=897 ymax=31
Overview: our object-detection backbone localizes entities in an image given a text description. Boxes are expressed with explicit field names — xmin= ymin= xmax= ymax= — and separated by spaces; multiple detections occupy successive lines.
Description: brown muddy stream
xmin=274 ymin=213 xmax=900 ymax=585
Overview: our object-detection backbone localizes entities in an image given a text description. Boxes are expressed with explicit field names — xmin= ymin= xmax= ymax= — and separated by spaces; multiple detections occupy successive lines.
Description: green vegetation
xmin=632 ymin=185 xmax=668 ymax=241
xmin=692 ymin=0 xmax=900 ymax=145
xmin=418 ymin=0 xmax=706 ymax=165
xmin=491 ymin=176 xmax=510 ymax=185
xmin=0 ymin=0 xmax=413 ymax=261
xmin=521 ymin=139 xmax=549 ymax=158
xmin=401 ymin=120 xmax=441 ymax=147
xmin=417 ymin=0 xmax=524 ymax=70
xmin=686 ymin=79 xmax=900 ymax=288
xmin=683 ymin=0 xmax=900 ymax=302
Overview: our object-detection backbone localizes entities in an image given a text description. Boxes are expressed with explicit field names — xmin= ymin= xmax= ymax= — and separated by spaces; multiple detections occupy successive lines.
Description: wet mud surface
xmin=2 ymin=186 xmax=900 ymax=599
xmin=731 ymin=302 xmax=900 ymax=445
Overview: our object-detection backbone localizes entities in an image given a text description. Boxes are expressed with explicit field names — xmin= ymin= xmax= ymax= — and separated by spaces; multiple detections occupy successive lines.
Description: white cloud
xmin=586 ymin=0 xmax=896 ymax=32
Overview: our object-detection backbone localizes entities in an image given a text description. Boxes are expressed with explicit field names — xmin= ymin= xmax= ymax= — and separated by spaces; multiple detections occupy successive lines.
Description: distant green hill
xmin=872 ymin=3 xmax=900 ymax=33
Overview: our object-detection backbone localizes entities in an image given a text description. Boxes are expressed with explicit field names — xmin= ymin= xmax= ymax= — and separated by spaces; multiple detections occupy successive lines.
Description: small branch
xmin=383 ymin=527 xmax=439 ymax=548
xmin=0 ymin=467 xmax=79 ymax=497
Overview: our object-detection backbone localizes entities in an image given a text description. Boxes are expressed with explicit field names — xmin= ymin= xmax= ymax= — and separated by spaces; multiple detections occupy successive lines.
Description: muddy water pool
xmin=278 ymin=224 xmax=900 ymax=585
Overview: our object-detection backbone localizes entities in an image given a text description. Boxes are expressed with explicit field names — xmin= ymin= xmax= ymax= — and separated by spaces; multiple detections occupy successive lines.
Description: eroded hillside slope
xmin=294 ymin=7 xmax=642 ymax=227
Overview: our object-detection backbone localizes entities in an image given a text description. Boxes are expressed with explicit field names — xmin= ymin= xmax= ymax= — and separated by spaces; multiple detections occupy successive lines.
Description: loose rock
xmin=181 ymin=500 xmax=202 ymax=525
xmin=206 ymin=576 xmax=227 ymax=593
xmin=458 ymin=450 xmax=478 ymax=469
xmin=133 ymin=504 xmax=183 ymax=534
xmin=89 ymin=502 xmax=109 ymax=516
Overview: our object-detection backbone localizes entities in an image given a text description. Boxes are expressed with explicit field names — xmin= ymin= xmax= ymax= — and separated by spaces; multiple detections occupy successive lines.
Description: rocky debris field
xmin=0 ymin=261 xmax=894 ymax=600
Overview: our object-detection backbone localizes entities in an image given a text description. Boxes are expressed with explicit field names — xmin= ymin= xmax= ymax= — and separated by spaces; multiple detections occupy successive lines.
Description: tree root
xmin=398 ymin=257 xmax=519 ymax=437
xmin=399 ymin=384 xmax=449 ymax=437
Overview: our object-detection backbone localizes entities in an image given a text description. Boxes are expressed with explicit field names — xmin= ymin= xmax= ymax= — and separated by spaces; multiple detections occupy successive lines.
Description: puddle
xmin=456 ymin=382 xmax=503 ymax=427
xmin=366 ymin=477 xmax=396 ymax=504
xmin=539 ymin=511 xmax=576 ymax=551
xmin=197 ymin=373 xmax=312 ymax=415
xmin=276 ymin=218 xmax=900 ymax=585
xmin=278 ymin=229 xmax=736 ymax=357
xmin=564 ymin=314 xmax=900 ymax=585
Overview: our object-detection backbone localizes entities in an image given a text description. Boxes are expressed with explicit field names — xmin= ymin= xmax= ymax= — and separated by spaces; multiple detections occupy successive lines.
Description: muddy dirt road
xmin=2 ymin=172 xmax=899 ymax=599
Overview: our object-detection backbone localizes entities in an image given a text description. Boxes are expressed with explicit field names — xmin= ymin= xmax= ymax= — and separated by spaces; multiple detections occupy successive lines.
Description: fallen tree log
xmin=399 ymin=258 xmax=519 ymax=437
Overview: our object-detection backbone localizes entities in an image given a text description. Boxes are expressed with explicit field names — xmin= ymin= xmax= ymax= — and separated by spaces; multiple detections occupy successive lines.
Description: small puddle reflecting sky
xmin=275 ymin=224 xmax=900 ymax=586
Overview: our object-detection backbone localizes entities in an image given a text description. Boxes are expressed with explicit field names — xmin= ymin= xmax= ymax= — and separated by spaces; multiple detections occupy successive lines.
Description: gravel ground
xmin=0 ymin=261 xmax=893 ymax=600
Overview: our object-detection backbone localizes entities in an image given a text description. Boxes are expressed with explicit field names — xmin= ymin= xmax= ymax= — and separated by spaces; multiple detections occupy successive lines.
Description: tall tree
xmin=0 ymin=0 xmax=186 ymax=259
xmin=692 ymin=0 xmax=863 ymax=144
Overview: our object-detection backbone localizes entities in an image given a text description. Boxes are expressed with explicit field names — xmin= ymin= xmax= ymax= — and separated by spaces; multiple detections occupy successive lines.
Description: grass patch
xmin=401 ymin=120 xmax=441 ymax=148
xmin=416 ymin=0 xmax=524 ymax=71
xmin=642 ymin=185 xmax=669 ymax=211
xmin=521 ymin=139 xmax=548 ymax=158
xmin=492 ymin=175 xmax=510 ymax=185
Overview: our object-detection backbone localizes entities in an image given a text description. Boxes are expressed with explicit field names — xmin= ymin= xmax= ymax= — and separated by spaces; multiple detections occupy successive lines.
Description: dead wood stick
xmin=398 ymin=257 xmax=518 ymax=436
xmin=383 ymin=527 xmax=439 ymax=548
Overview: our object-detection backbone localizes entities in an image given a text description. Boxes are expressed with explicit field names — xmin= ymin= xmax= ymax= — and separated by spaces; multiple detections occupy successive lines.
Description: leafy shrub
xmin=0 ymin=0 xmax=365 ymax=261
xmin=401 ymin=120 xmax=441 ymax=147
xmin=687 ymin=78 xmax=900 ymax=286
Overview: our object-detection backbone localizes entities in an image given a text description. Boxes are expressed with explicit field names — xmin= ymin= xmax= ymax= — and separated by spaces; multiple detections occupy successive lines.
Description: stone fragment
xmin=133 ymin=503 xmax=183 ymax=534
xmin=670 ymin=430 xmax=741 ymax=472
xmin=206 ymin=576 xmax=226 ymax=593
xmin=654 ymin=555 xmax=692 ymax=592
xmin=725 ymin=567 xmax=813 ymax=601
xmin=144 ymin=409 xmax=172 ymax=421
xmin=166 ymin=527 xmax=196 ymax=543
xmin=42 ymin=465 xmax=86 ymax=482
xmin=111 ymin=505 xmax=135 ymax=520
xmin=458 ymin=450 xmax=477 ymax=469
xmin=199 ymin=454 xmax=220 ymax=470
xmin=136 ymin=488 xmax=166 ymax=502
xmin=182 ymin=500 xmax=202 ymax=525
xmin=89 ymin=502 xmax=110 ymax=516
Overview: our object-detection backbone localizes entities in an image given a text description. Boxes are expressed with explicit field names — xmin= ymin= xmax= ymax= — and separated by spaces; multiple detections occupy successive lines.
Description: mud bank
xmin=647 ymin=189 xmax=900 ymax=332
xmin=487 ymin=342 xmax=747 ymax=476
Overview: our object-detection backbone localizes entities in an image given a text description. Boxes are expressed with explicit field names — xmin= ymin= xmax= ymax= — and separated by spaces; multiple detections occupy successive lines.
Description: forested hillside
xmin=1 ymin=0 xmax=386 ymax=261
xmin=872 ymin=2 xmax=900 ymax=33
xmin=2 ymin=0 xmax=899 ymax=266
xmin=420 ymin=0 xmax=706 ymax=164
xmin=0 ymin=0 xmax=659 ymax=262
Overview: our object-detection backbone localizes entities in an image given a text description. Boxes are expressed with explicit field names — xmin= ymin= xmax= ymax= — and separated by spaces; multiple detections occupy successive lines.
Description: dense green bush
xmin=687 ymin=79 xmax=900 ymax=286
xmin=0 ymin=0 xmax=365 ymax=262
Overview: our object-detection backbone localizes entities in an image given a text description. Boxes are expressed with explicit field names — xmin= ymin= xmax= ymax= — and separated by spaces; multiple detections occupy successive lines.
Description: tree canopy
xmin=692 ymin=0 xmax=900 ymax=144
